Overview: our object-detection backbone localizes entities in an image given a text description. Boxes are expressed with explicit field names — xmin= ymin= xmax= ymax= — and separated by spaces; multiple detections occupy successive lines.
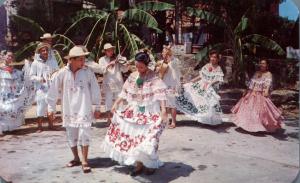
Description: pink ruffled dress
xmin=231 ymin=72 xmax=283 ymax=132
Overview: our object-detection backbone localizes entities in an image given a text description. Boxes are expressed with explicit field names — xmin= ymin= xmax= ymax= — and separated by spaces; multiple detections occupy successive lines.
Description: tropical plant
xmin=187 ymin=7 xmax=285 ymax=86
xmin=11 ymin=15 xmax=75 ymax=67
xmin=64 ymin=0 xmax=174 ymax=61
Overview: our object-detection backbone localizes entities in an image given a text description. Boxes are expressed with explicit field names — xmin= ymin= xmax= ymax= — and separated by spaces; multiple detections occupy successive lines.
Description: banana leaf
xmin=136 ymin=1 xmax=174 ymax=11
xmin=243 ymin=34 xmax=285 ymax=55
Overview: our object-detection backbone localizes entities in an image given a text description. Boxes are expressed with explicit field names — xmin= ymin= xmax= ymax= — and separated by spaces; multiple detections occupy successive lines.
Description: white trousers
xmin=66 ymin=127 xmax=91 ymax=147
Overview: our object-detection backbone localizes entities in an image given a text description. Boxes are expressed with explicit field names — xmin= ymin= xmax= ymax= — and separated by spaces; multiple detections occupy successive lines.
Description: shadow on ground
xmin=2 ymin=125 xmax=65 ymax=136
xmin=235 ymin=126 xmax=299 ymax=141
xmin=176 ymin=120 xmax=234 ymax=134
xmin=93 ymin=122 xmax=110 ymax=129
xmin=112 ymin=162 xmax=195 ymax=183
xmin=89 ymin=157 xmax=118 ymax=168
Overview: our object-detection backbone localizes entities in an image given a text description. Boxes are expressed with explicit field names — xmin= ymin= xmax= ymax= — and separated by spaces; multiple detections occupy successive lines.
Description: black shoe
xmin=130 ymin=168 xmax=143 ymax=177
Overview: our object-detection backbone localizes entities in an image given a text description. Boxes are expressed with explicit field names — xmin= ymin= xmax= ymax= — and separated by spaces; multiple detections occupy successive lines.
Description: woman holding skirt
xmin=176 ymin=50 xmax=224 ymax=125
xmin=103 ymin=50 xmax=168 ymax=176
xmin=231 ymin=59 xmax=283 ymax=132
xmin=0 ymin=51 xmax=35 ymax=135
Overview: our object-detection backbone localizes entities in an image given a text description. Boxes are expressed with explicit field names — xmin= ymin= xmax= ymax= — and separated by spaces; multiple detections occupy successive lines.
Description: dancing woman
xmin=103 ymin=50 xmax=168 ymax=176
xmin=0 ymin=51 xmax=35 ymax=135
xmin=231 ymin=59 xmax=283 ymax=132
xmin=156 ymin=45 xmax=181 ymax=128
xmin=176 ymin=50 xmax=224 ymax=125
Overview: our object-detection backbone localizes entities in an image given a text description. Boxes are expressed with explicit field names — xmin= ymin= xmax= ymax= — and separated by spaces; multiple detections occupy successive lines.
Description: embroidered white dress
xmin=176 ymin=63 xmax=224 ymax=125
xmin=0 ymin=67 xmax=35 ymax=134
xmin=98 ymin=56 xmax=128 ymax=111
xmin=162 ymin=56 xmax=181 ymax=108
xmin=30 ymin=54 xmax=59 ymax=116
xmin=47 ymin=65 xmax=101 ymax=127
xmin=103 ymin=71 xmax=168 ymax=168
xmin=22 ymin=59 xmax=32 ymax=78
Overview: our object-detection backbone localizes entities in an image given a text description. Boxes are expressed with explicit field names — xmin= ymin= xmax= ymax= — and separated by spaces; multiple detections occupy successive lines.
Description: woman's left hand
xmin=263 ymin=91 xmax=269 ymax=97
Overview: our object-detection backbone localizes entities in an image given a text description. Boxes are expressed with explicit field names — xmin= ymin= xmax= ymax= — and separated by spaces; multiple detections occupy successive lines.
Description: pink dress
xmin=231 ymin=72 xmax=283 ymax=132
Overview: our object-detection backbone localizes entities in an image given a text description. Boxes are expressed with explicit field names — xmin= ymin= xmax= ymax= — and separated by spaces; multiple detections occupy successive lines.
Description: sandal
xmin=82 ymin=163 xmax=91 ymax=173
xmin=168 ymin=123 xmax=176 ymax=129
xmin=66 ymin=160 xmax=81 ymax=167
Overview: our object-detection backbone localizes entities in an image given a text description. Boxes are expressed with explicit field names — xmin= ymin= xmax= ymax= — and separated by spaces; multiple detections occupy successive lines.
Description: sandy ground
xmin=0 ymin=105 xmax=299 ymax=183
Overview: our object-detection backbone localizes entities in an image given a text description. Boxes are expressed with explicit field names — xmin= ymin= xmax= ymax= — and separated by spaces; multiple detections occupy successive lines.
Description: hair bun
xmin=135 ymin=50 xmax=151 ymax=66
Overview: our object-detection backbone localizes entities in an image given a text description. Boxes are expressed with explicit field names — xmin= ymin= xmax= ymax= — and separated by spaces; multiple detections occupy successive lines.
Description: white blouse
xmin=162 ymin=56 xmax=181 ymax=90
xmin=30 ymin=54 xmax=59 ymax=89
xmin=47 ymin=65 xmax=101 ymax=127
xmin=98 ymin=56 xmax=128 ymax=92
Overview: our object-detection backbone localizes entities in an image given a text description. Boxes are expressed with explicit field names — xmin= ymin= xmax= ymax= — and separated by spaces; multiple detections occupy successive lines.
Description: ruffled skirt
xmin=231 ymin=92 xmax=283 ymax=132
xmin=175 ymin=82 xmax=223 ymax=125
xmin=0 ymin=80 xmax=35 ymax=134
xmin=102 ymin=104 xmax=166 ymax=168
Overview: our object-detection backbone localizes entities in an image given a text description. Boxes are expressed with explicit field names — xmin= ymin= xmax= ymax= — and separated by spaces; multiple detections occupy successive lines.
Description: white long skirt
xmin=175 ymin=82 xmax=223 ymax=125
xmin=102 ymin=103 xmax=166 ymax=168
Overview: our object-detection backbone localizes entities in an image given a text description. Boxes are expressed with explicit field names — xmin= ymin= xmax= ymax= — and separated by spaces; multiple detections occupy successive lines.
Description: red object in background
xmin=3 ymin=66 xmax=13 ymax=73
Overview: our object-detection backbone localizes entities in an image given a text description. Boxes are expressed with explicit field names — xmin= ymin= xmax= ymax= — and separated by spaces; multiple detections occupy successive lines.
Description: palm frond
xmin=15 ymin=41 xmax=39 ymax=61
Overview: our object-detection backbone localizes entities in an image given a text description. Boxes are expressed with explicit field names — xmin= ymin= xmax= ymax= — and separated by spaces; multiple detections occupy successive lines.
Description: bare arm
xmin=111 ymin=97 xmax=125 ymax=113
xmin=190 ymin=75 xmax=201 ymax=83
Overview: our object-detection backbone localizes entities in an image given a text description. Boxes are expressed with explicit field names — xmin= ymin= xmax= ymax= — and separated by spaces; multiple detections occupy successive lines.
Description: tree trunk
xmin=174 ymin=0 xmax=180 ymax=44
xmin=154 ymin=11 xmax=166 ymax=52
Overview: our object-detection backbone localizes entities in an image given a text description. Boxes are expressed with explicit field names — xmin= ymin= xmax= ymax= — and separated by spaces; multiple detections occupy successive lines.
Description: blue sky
xmin=279 ymin=0 xmax=299 ymax=21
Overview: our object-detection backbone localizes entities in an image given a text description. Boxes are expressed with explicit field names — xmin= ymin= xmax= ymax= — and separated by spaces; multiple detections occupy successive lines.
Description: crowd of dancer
xmin=0 ymin=33 xmax=284 ymax=175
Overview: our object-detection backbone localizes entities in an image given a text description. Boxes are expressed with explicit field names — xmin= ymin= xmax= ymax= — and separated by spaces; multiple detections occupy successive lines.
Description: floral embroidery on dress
xmin=175 ymin=63 xmax=224 ymax=125
xmin=107 ymin=121 xmax=165 ymax=153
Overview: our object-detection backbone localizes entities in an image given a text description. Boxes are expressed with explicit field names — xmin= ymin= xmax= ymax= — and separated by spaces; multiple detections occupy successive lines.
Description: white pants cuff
xmin=66 ymin=127 xmax=91 ymax=147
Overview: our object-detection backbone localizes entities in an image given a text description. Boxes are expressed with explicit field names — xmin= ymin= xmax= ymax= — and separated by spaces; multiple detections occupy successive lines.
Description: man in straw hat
xmin=47 ymin=45 xmax=101 ymax=173
xmin=30 ymin=42 xmax=59 ymax=132
xmin=96 ymin=43 xmax=129 ymax=124
xmin=37 ymin=33 xmax=62 ymax=67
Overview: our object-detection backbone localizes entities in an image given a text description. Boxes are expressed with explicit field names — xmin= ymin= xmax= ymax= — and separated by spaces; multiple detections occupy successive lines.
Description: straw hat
xmin=35 ymin=42 xmax=51 ymax=53
xmin=64 ymin=46 xmax=90 ymax=59
xmin=102 ymin=43 xmax=115 ymax=52
xmin=40 ymin=33 xmax=54 ymax=40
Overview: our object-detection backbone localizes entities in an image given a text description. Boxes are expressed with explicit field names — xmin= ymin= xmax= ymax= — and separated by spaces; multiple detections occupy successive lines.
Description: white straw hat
xmin=64 ymin=46 xmax=90 ymax=59
xmin=40 ymin=33 xmax=54 ymax=39
xmin=35 ymin=43 xmax=51 ymax=53
xmin=103 ymin=43 xmax=115 ymax=51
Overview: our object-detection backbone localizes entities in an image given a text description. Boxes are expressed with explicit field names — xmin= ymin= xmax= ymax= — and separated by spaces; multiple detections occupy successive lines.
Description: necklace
xmin=136 ymin=70 xmax=149 ymax=88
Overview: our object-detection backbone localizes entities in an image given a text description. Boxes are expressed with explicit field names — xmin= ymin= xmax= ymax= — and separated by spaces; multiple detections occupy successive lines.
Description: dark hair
xmin=135 ymin=50 xmax=150 ymax=66
xmin=209 ymin=49 xmax=219 ymax=56
xmin=260 ymin=59 xmax=268 ymax=65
